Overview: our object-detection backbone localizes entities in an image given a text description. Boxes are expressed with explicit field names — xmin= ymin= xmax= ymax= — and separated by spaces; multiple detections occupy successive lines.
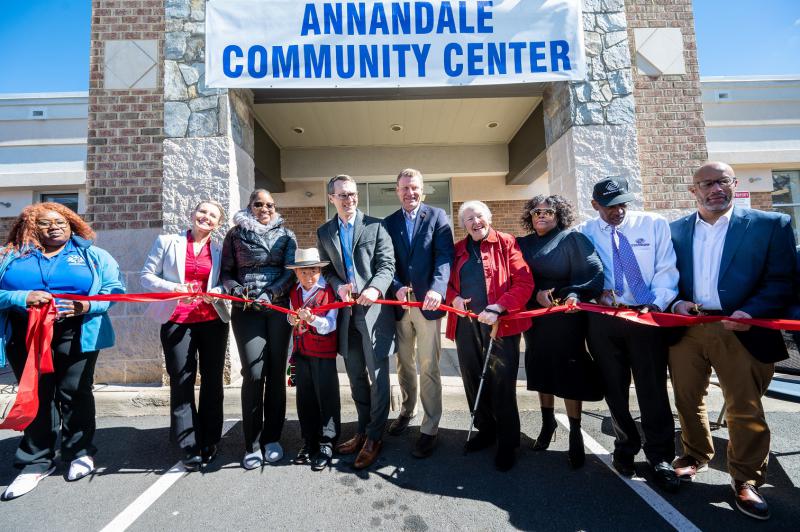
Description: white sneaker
xmin=263 ymin=442 xmax=283 ymax=463
xmin=67 ymin=456 xmax=95 ymax=481
xmin=2 ymin=466 xmax=56 ymax=500
xmin=242 ymin=450 xmax=263 ymax=470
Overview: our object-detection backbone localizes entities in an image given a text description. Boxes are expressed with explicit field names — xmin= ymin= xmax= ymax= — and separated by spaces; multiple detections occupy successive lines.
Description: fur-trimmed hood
xmin=232 ymin=209 xmax=284 ymax=235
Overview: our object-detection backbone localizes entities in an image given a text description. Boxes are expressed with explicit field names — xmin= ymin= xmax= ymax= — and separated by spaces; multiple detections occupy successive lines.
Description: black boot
xmin=568 ymin=416 xmax=585 ymax=469
xmin=532 ymin=407 xmax=557 ymax=451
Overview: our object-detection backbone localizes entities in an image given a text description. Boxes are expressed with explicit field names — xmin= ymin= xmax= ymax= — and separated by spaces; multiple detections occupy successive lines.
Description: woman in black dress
xmin=516 ymin=195 xmax=604 ymax=469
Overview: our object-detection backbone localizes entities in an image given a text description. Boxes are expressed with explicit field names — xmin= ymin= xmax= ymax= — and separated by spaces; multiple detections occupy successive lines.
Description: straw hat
xmin=287 ymin=248 xmax=330 ymax=269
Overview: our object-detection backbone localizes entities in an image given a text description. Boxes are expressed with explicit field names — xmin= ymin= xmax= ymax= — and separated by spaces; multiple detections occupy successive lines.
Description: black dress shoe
xmin=311 ymin=444 xmax=333 ymax=471
xmin=182 ymin=451 xmax=202 ymax=469
xmin=612 ymin=453 xmax=635 ymax=477
xmin=411 ymin=433 xmax=437 ymax=459
xmin=201 ymin=445 xmax=218 ymax=465
xmin=567 ymin=425 xmax=585 ymax=469
xmin=651 ymin=462 xmax=681 ymax=493
xmin=388 ymin=414 xmax=413 ymax=436
xmin=464 ymin=431 xmax=496 ymax=453
xmin=732 ymin=480 xmax=770 ymax=520
xmin=494 ymin=447 xmax=516 ymax=472
xmin=292 ymin=444 xmax=313 ymax=465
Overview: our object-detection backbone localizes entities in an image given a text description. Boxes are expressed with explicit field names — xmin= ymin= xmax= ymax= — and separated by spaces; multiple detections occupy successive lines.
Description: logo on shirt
xmin=66 ymin=254 xmax=87 ymax=266
xmin=632 ymin=238 xmax=650 ymax=248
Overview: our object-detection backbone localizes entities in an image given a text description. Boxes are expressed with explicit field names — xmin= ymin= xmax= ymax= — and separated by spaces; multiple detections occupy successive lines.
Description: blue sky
xmin=0 ymin=0 xmax=797 ymax=93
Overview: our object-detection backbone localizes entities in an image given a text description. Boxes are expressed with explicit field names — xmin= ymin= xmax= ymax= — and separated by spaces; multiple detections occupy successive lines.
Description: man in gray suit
xmin=317 ymin=174 xmax=396 ymax=469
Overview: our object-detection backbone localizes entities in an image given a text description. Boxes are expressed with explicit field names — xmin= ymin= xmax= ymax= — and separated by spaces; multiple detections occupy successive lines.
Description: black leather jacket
xmin=220 ymin=211 xmax=297 ymax=307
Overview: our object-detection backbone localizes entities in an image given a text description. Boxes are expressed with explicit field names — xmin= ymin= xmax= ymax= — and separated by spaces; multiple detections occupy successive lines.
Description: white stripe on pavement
xmin=555 ymin=414 xmax=701 ymax=532
xmin=99 ymin=419 xmax=238 ymax=532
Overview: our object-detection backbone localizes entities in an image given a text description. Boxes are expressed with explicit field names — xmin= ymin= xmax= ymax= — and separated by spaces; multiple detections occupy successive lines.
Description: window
xmin=772 ymin=170 xmax=800 ymax=242
xmin=325 ymin=180 xmax=451 ymax=222
xmin=40 ymin=192 xmax=79 ymax=213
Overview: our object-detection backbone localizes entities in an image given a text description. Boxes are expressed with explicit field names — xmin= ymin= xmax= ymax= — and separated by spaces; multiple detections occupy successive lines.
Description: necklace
xmin=468 ymin=238 xmax=482 ymax=264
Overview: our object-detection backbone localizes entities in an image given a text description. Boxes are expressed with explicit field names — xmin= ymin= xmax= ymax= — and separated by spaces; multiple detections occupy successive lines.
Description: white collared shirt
xmin=289 ymin=278 xmax=338 ymax=335
xmin=577 ymin=210 xmax=679 ymax=310
xmin=691 ymin=208 xmax=733 ymax=310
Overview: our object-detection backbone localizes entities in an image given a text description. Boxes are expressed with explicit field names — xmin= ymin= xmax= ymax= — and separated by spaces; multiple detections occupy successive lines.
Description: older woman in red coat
xmin=446 ymin=200 xmax=534 ymax=471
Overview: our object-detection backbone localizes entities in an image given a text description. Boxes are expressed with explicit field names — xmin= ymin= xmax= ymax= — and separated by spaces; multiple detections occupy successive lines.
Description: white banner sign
xmin=206 ymin=0 xmax=586 ymax=88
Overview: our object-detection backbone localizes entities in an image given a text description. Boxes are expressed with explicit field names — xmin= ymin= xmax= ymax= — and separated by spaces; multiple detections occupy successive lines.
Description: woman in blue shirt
xmin=0 ymin=202 xmax=124 ymax=500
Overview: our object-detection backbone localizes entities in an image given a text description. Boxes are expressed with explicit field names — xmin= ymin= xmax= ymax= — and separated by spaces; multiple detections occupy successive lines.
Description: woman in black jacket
xmin=221 ymin=189 xmax=297 ymax=469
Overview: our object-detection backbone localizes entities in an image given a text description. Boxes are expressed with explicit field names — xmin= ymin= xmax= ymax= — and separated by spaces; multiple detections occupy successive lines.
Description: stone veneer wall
xmin=624 ymin=0 xmax=708 ymax=214
xmin=162 ymin=0 xmax=258 ymax=384
xmin=452 ymin=200 xmax=529 ymax=241
xmin=543 ymin=0 xmax=642 ymax=220
xmin=88 ymin=0 xmax=166 ymax=383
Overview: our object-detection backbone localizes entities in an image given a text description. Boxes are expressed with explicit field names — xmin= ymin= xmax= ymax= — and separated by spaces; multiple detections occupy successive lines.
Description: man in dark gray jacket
xmin=317 ymin=174 xmax=396 ymax=469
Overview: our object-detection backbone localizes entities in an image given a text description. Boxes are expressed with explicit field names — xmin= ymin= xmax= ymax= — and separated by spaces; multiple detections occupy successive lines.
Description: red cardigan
xmin=445 ymin=228 xmax=534 ymax=339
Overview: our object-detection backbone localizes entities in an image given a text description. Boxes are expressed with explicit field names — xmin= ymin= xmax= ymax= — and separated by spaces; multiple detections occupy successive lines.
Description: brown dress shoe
xmin=411 ymin=433 xmax=437 ymax=459
xmin=732 ymin=480 xmax=770 ymax=520
xmin=335 ymin=433 xmax=366 ymax=455
xmin=353 ymin=439 xmax=383 ymax=470
xmin=672 ymin=455 xmax=708 ymax=482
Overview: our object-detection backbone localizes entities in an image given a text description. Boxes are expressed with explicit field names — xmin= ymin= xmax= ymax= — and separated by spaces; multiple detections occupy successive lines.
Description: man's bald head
xmin=693 ymin=161 xmax=735 ymax=182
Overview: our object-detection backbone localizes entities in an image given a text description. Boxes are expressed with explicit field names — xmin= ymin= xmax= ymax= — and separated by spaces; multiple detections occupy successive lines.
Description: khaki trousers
xmin=395 ymin=305 xmax=443 ymax=435
xmin=669 ymin=323 xmax=774 ymax=485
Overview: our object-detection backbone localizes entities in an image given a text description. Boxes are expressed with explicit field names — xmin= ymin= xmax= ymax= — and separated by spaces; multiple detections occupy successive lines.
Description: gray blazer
xmin=317 ymin=210 xmax=396 ymax=359
xmin=140 ymin=233 xmax=231 ymax=324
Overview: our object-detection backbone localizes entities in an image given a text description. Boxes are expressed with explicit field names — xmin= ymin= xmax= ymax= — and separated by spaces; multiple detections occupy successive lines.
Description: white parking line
xmin=99 ymin=419 xmax=239 ymax=532
xmin=555 ymin=414 xmax=701 ymax=532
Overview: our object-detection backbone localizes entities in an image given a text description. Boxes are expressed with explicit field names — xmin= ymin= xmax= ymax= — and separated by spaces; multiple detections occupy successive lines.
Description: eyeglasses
xmin=36 ymin=219 xmax=69 ymax=229
xmin=694 ymin=177 xmax=735 ymax=191
xmin=530 ymin=208 xmax=556 ymax=218
xmin=331 ymin=192 xmax=358 ymax=201
xmin=252 ymin=202 xmax=276 ymax=209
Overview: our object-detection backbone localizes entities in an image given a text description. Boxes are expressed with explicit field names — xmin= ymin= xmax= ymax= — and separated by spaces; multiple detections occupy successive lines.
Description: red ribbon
xmin=0 ymin=302 xmax=56 ymax=430
xmin=3 ymin=291 xmax=799 ymax=431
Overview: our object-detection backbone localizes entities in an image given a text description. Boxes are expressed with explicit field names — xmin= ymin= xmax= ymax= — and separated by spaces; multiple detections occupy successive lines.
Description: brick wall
xmin=0 ymin=217 xmax=15 ymax=243
xmin=750 ymin=192 xmax=773 ymax=211
xmin=625 ymin=0 xmax=708 ymax=211
xmin=87 ymin=0 xmax=164 ymax=231
xmin=452 ymin=200 xmax=529 ymax=241
xmin=281 ymin=207 xmax=327 ymax=248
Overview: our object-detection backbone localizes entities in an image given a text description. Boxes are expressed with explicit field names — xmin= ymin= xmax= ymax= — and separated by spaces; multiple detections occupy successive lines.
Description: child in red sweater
xmin=287 ymin=248 xmax=340 ymax=471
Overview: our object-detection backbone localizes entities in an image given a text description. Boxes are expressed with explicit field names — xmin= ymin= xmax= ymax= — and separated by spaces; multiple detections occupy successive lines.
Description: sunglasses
xmin=530 ymin=208 xmax=556 ymax=218
xmin=252 ymin=201 xmax=276 ymax=209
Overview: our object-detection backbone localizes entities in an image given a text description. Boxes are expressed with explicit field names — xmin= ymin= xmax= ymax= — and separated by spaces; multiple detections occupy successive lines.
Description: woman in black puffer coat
xmin=221 ymin=189 xmax=297 ymax=469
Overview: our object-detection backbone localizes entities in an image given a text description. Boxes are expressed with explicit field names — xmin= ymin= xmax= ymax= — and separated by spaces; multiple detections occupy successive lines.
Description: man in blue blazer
xmin=383 ymin=169 xmax=454 ymax=458
xmin=669 ymin=161 xmax=796 ymax=521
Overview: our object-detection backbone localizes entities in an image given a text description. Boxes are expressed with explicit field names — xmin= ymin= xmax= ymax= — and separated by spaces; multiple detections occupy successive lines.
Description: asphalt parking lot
xmin=1 ymin=385 xmax=798 ymax=532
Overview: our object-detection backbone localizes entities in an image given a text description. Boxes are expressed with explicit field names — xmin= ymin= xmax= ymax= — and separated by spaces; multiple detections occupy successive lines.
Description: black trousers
xmin=6 ymin=313 xmax=99 ymax=472
xmin=587 ymin=313 xmax=675 ymax=464
xmin=294 ymin=354 xmax=340 ymax=447
xmin=455 ymin=317 xmax=520 ymax=450
xmin=160 ymin=319 xmax=229 ymax=453
xmin=231 ymin=307 xmax=291 ymax=452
